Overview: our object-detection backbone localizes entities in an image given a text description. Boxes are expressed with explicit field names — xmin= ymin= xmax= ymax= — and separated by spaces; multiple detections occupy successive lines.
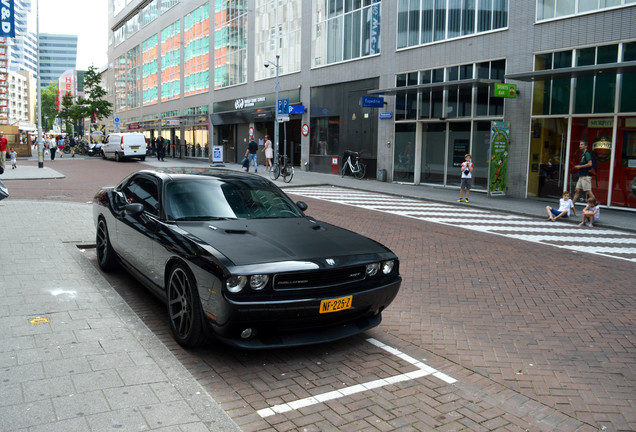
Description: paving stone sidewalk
xmin=0 ymin=200 xmax=240 ymax=432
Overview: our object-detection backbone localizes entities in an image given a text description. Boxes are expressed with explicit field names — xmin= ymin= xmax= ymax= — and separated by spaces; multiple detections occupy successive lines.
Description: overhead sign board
xmin=360 ymin=96 xmax=384 ymax=108
xmin=493 ymin=83 xmax=517 ymax=98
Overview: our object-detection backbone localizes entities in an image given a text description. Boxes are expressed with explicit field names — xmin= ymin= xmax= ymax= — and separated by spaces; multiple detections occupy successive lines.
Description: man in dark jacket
xmin=156 ymin=136 xmax=165 ymax=161
xmin=246 ymin=138 xmax=258 ymax=172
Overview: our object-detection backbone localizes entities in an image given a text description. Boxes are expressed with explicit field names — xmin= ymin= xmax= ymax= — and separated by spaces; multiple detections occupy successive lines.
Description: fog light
xmin=240 ymin=328 xmax=254 ymax=339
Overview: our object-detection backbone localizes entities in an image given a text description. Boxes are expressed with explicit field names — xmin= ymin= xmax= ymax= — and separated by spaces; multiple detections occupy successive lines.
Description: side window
xmin=120 ymin=176 xmax=160 ymax=216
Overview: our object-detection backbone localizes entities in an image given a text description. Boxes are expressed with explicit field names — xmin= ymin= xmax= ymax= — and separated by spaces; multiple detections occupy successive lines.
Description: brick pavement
xmin=2 ymin=158 xmax=634 ymax=431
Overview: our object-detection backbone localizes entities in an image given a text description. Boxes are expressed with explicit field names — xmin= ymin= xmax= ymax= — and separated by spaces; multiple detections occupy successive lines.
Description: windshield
xmin=165 ymin=178 xmax=303 ymax=220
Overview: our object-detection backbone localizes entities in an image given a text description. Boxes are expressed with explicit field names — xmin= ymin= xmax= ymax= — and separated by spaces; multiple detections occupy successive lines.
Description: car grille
xmin=273 ymin=266 xmax=366 ymax=291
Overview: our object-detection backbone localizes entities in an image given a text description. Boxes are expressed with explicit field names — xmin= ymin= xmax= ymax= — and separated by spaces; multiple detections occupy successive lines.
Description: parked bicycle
xmin=269 ymin=154 xmax=294 ymax=183
xmin=341 ymin=150 xmax=366 ymax=179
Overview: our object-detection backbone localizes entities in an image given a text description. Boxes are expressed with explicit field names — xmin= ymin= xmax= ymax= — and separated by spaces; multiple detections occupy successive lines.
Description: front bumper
xmin=207 ymin=277 xmax=401 ymax=349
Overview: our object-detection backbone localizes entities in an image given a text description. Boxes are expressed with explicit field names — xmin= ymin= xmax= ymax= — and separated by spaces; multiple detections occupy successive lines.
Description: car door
xmin=116 ymin=174 xmax=161 ymax=281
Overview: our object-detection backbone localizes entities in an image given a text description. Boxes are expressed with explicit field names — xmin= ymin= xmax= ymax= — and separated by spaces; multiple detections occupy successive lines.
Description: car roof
xmin=134 ymin=167 xmax=266 ymax=182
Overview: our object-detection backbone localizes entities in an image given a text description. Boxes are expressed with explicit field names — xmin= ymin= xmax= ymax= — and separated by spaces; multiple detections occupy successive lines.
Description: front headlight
xmin=366 ymin=262 xmax=380 ymax=277
xmin=226 ymin=275 xmax=247 ymax=293
xmin=382 ymin=260 xmax=395 ymax=274
xmin=249 ymin=274 xmax=269 ymax=290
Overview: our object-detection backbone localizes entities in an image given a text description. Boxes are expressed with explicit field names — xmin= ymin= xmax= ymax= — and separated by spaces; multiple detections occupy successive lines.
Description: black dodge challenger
xmin=93 ymin=168 xmax=401 ymax=349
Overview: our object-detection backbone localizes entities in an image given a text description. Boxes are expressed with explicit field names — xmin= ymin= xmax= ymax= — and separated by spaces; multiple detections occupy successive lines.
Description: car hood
xmin=178 ymin=217 xmax=393 ymax=267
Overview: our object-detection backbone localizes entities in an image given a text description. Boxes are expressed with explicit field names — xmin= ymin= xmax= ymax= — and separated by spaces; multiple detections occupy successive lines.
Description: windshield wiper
xmin=174 ymin=216 xmax=237 ymax=221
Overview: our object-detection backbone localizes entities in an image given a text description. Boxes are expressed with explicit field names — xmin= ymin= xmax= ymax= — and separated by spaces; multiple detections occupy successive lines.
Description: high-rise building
xmin=38 ymin=34 xmax=78 ymax=89
xmin=6 ymin=0 xmax=38 ymax=75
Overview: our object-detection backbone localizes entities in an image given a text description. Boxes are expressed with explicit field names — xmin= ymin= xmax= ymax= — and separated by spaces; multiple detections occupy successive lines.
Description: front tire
xmin=340 ymin=164 xmax=347 ymax=177
xmin=96 ymin=218 xmax=117 ymax=272
xmin=283 ymin=166 xmax=294 ymax=183
xmin=269 ymin=164 xmax=280 ymax=180
xmin=167 ymin=264 xmax=208 ymax=348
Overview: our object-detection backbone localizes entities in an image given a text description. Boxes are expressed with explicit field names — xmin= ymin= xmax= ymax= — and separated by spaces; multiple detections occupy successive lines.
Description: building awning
xmin=368 ymin=78 xmax=501 ymax=95
xmin=505 ymin=60 xmax=636 ymax=82
xmin=210 ymin=107 xmax=276 ymax=126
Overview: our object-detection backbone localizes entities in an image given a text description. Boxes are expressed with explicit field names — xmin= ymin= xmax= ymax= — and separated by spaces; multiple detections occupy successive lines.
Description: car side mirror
xmin=125 ymin=203 xmax=145 ymax=216
xmin=296 ymin=201 xmax=308 ymax=211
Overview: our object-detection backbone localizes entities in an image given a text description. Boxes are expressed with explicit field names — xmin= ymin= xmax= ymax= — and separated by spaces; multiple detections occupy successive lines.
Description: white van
xmin=102 ymin=133 xmax=147 ymax=162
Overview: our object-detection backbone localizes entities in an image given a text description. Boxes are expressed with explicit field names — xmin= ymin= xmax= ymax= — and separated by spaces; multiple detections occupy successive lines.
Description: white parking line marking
xmin=256 ymin=338 xmax=456 ymax=418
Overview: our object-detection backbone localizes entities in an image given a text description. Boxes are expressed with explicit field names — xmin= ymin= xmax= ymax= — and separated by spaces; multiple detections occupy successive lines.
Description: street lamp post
xmin=264 ymin=55 xmax=280 ymax=161
xmin=36 ymin=0 xmax=44 ymax=168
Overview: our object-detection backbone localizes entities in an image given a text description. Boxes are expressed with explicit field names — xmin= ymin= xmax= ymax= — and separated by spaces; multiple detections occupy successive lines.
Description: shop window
xmin=620 ymin=42 xmax=636 ymax=113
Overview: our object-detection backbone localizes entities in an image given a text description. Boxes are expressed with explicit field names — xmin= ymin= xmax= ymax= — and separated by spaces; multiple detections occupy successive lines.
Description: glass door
xmin=447 ymin=122 xmax=472 ymax=187
xmin=527 ymin=118 xmax=569 ymax=199
xmin=421 ymin=123 xmax=446 ymax=184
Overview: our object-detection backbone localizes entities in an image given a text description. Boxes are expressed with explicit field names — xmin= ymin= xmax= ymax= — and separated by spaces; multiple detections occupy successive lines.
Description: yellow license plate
xmin=319 ymin=295 xmax=352 ymax=314
xmin=131 ymin=146 xmax=140 ymax=149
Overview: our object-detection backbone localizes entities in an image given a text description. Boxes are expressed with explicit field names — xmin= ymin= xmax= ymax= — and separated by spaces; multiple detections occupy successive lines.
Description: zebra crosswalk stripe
xmin=287 ymin=187 xmax=636 ymax=262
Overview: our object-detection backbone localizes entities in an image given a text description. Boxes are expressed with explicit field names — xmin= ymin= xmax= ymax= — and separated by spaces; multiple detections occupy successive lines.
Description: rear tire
xmin=101 ymin=150 xmax=106 ymax=159
xmin=115 ymin=152 xmax=121 ymax=162
xmin=140 ymin=156 xmax=146 ymax=161
xmin=167 ymin=263 xmax=209 ymax=348
xmin=96 ymin=218 xmax=117 ymax=272
xmin=354 ymin=163 xmax=366 ymax=179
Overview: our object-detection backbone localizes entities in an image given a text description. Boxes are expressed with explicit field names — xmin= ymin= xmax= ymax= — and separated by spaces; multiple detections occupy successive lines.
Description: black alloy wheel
xmin=96 ymin=218 xmax=117 ymax=271
xmin=167 ymin=264 xmax=208 ymax=348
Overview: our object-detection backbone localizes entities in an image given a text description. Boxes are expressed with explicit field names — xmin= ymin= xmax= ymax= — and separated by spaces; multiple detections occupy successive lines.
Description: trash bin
xmin=377 ymin=169 xmax=387 ymax=182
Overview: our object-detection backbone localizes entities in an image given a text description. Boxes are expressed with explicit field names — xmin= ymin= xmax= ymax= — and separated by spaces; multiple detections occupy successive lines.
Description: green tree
xmin=41 ymin=81 xmax=58 ymax=131
xmin=82 ymin=65 xmax=112 ymax=122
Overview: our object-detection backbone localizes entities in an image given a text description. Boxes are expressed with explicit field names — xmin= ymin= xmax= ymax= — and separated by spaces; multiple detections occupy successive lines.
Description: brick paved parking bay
xmin=79 ymin=191 xmax=633 ymax=432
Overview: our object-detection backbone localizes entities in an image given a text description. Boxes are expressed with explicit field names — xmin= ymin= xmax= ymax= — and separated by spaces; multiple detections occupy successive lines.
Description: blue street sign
xmin=360 ymin=96 xmax=384 ymax=108
xmin=379 ymin=112 xmax=393 ymax=119
xmin=288 ymin=105 xmax=305 ymax=115
xmin=277 ymin=98 xmax=289 ymax=115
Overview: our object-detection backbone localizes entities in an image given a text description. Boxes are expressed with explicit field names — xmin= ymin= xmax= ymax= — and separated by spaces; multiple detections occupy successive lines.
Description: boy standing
xmin=458 ymin=154 xmax=473 ymax=203
xmin=545 ymin=191 xmax=576 ymax=221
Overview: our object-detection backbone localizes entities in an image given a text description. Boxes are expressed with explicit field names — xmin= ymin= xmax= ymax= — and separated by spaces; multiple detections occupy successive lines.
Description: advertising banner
xmin=90 ymin=123 xmax=106 ymax=144
xmin=488 ymin=121 xmax=510 ymax=196
xmin=0 ymin=0 xmax=15 ymax=38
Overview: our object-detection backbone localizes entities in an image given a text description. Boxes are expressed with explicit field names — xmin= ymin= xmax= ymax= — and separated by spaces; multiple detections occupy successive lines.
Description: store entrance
xmin=527 ymin=118 xmax=568 ymax=199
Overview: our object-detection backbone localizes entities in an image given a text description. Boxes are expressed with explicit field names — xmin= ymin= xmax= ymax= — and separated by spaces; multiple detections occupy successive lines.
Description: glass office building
xmin=108 ymin=0 xmax=636 ymax=209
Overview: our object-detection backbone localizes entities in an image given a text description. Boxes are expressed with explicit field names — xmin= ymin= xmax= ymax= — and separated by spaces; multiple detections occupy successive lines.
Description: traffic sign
xmin=277 ymin=98 xmax=289 ymax=115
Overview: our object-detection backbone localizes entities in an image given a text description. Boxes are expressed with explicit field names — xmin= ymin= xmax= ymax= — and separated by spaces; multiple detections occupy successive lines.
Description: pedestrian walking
xmin=9 ymin=147 xmax=17 ymax=169
xmin=156 ymin=136 xmax=165 ymax=161
xmin=246 ymin=138 xmax=258 ymax=172
xmin=0 ymin=130 xmax=7 ymax=173
xmin=457 ymin=154 xmax=473 ymax=203
xmin=572 ymin=140 xmax=596 ymax=204
xmin=262 ymin=135 xmax=273 ymax=171
xmin=49 ymin=135 xmax=57 ymax=160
